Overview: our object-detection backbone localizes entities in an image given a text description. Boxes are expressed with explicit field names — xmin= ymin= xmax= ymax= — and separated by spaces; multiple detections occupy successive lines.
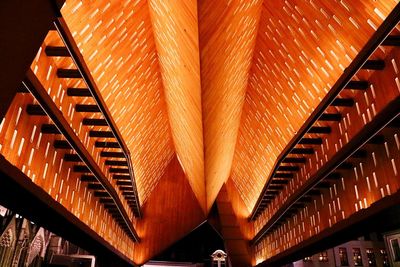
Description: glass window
xmin=353 ymin=248 xmax=363 ymax=266
xmin=366 ymin=249 xmax=376 ymax=266
xmin=319 ymin=251 xmax=328 ymax=262
xmin=391 ymin=238 xmax=400 ymax=262
xmin=339 ymin=247 xmax=349 ymax=266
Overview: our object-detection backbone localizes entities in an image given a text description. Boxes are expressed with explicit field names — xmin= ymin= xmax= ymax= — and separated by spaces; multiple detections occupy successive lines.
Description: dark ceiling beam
xmin=277 ymin=166 xmax=300 ymax=172
xmin=382 ymin=35 xmax=400 ymax=46
xmin=361 ymin=59 xmax=385 ymax=70
xmin=319 ymin=113 xmax=342 ymax=122
xmin=56 ymin=68 xmax=81 ymax=78
xmin=105 ymin=160 xmax=128 ymax=166
xmin=299 ymin=138 xmax=323 ymax=145
xmin=23 ymin=70 xmax=140 ymax=242
xmin=89 ymin=130 xmax=114 ymax=138
xmin=75 ymin=104 xmax=101 ymax=113
xmin=290 ymin=148 xmax=315 ymax=154
xmin=64 ymin=154 xmax=82 ymax=162
xmin=273 ymin=173 xmax=294 ymax=179
xmin=308 ymin=126 xmax=332 ymax=134
xmin=45 ymin=46 xmax=70 ymax=57
xmin=54 ymin=17 xmax=141 ymax=218
xmin=95 ymin=141 xmax=120 ymax=148
xmin=0 ymin=0 xmax=62 ymax=120
xmin=67 ymin=88 xmax=91 ymax=97
xmin=344 ymin=81 xmax=369 ymax=90
xmin=26 ymin=104 xmax=46 ymax=116
xmin=249 ymin=3 xmax=400 ymax=221
xmin=54 ymin=140 xmax=72 ymax=150
xmin=282 ymin=157 xmax=306 ymax=164
xmin=41 ymin=124 xmax=61 ymax=134
xmin=331 ymin=98 xmax=355 ymax=107
xmin=82 ymin=118 xmax=108 ymax=126
xmin=100 ymin=151 xmax=125 ymax=158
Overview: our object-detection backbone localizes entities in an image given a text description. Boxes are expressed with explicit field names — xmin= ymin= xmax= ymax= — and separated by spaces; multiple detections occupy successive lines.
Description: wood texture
xmin=61 ymin=0 xmax=175 ymax=205
xmin=252 ymin=16 xmax=400 ymax=263
xmin=199 ymin=0 xmax=263 ymax=212
xmin=133 ymin=155 xmax=205 ymax=264
xmin=148 ymin=0 xmax=205 ymax=212
xmin=231 ymin=0 xmax=398 ymax=212
xmin=216 ymin=183 xmax=254 ymax=266
xmin=2 ymin=0 xmax=400 ymax=265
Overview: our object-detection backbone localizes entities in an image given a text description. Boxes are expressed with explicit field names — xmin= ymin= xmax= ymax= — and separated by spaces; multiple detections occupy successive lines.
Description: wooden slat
xmin=56 ymin=68 xmax=81 ymax=78
xmin=45 ymin=46 xmax=69 ymax=57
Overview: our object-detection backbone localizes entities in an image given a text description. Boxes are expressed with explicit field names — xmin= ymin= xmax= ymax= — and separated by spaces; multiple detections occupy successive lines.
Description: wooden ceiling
xmin=58 ymin=0 xmax=398 ymax=262
xmin=230 ymin=0 xmax=398 ymax=211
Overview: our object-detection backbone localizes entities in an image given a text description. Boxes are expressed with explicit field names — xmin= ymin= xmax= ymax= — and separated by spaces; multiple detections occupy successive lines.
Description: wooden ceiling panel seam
xmin=146 ymin=0 xmax=206 ymax=212
xmin=199 ymin=0 xmax=264 ymax=213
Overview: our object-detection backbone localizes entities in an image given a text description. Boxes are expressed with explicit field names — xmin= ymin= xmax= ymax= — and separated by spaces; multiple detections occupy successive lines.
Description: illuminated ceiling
xmin=58 ymin=0 xmax=397 ymax=262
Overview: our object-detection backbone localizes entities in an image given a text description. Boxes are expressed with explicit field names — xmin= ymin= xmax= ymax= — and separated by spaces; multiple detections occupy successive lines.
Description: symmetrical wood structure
xmin=1 ymin=0 xmax=400 ymax=266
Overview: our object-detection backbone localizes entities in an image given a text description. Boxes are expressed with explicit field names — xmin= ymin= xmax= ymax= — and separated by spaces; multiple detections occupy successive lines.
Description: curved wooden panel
xmin=61 ymin=0 xmax=175 ymax=205
xmin=199 ymin=0 xmax=263 ymax=212
xmin=231 ymin=0 xmax=397 ymax=211
xmin=148 ymin=0 xmax=205 ymax=212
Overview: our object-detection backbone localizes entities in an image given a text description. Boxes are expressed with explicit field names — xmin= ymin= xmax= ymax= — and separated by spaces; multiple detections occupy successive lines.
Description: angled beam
xmin=54 ymin=18 xmax=141 ymax=218
xmin=23 ymin=70 xmax=140 ymax=242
